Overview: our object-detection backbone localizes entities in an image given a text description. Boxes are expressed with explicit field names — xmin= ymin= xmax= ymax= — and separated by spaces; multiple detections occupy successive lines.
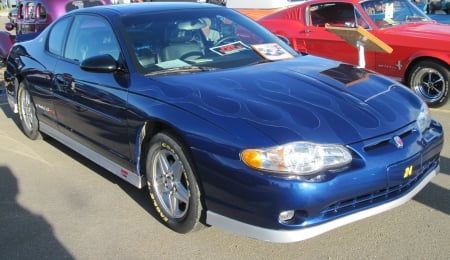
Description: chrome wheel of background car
xmin=409 ymin=60 xmax=449 ymax=108
xmin=146 ymin=131 xmax=204 ymax=233
xmin=17 ymin=83 xmax=42 ymax=140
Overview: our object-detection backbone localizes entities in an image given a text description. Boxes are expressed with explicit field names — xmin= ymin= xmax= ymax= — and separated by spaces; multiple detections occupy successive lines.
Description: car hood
xmin=381 ymin=23 xmax=450 ymax=41
xmin=150 ymin=56 xmax=422 ymax=145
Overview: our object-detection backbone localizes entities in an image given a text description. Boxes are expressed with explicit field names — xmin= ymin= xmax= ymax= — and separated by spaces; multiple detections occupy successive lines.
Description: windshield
xmin=361 ymin=0 xmax=431 ymax=28
xmin=120 ymin=8 xmax=298 ymax=75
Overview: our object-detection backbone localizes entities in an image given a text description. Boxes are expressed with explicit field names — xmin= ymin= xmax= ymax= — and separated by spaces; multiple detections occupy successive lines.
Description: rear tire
xmin=17 ymin=82 xmax=42 ymax=140
xmin=145 ymin=131 xmax=204 ymax=233
xmin=408 ymin=60 xmax=450 ymax=107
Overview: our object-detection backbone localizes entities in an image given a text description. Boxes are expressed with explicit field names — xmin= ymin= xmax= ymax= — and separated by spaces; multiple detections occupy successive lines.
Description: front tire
xmin=408 ymin=60 xmax=450 ymax=107
xmin=17 ymin=82 xmax=42 ymax=140
xmin=145 ymin=131 xmax=204 ymax=233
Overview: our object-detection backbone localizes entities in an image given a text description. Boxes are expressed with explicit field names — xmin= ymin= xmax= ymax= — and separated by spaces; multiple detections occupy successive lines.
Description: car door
xmin=302 ymin=2 xmax=375 ymax=68
xmin=51 ymin=14 xmax=133 ymax=170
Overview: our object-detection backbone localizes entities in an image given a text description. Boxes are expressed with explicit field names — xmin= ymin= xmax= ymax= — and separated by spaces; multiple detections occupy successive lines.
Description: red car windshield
xmin=360 ymin=0 xmax=431 ymax=28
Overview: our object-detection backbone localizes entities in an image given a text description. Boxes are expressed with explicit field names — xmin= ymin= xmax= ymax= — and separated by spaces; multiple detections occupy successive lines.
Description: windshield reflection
xmin=121 ymin=8 xmax=298 ymax=75
xmin=361 ymin=0 xmax=431 ymax=28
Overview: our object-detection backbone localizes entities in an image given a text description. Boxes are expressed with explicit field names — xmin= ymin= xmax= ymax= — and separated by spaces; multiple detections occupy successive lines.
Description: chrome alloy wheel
xmin=411 ymin=67 xmax=445 ymax=104
xmin=151 ymin=149 xmax=190 ymax=219
xmin=18 ymin=87 xmax=36 ymax=132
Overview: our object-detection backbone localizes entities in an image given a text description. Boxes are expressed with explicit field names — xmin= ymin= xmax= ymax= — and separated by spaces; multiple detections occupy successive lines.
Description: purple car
xmin=0 ymin=0 xmax=112 ymax=65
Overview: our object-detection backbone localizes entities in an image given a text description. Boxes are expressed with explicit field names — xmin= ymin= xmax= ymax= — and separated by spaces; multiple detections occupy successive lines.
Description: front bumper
xmin=207 ymin=164 xmax=439 ymax=243
xmin=202 ymin=119 xmax=443 ymax=243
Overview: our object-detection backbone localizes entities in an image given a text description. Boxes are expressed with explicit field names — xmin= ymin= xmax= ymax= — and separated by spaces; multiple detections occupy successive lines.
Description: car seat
xmin=159 ymin=21 xmax=205 ymax=62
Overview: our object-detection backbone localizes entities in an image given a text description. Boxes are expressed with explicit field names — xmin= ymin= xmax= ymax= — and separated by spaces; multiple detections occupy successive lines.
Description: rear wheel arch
xmin=14 ymin=76 xmax=24 ymax=99
xmin=8 ymin=73 xmax=24 ymax=107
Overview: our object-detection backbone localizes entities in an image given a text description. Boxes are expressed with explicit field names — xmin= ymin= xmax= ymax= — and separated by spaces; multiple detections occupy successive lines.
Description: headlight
xmin=241 ymin=142 xmax=352 ymax=176
xmin=416 ymin=103 xmax=431 ymax=133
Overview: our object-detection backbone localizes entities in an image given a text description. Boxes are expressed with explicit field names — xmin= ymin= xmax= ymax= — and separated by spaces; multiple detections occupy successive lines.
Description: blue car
xmin=414 ymin=1 xmax=450 ymax=24
xmin=429 ymin=14 xmax=450 ymax=23
xmin=4 ymin=3 xmax=443 ymax=243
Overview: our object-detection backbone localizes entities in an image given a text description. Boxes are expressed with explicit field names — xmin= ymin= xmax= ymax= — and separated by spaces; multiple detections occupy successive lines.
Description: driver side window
xmin=64 ymin=15 xmax=121 ymax=62
xmin=309 ymin=2 xmax=369 ymax=29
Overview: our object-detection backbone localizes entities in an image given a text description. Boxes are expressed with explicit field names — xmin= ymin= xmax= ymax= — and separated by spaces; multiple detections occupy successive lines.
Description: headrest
xmin=168 ymin=29 xmax=195 ymax=43
xmin=97 ymin=30 xmax=113 ymax=44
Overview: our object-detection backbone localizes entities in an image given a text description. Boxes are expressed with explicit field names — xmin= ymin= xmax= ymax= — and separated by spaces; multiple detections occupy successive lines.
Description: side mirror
xmin=5 ymin=22 xmax=15 ymax=31
xmin=80 ymin=54 xmax=118 ymax=73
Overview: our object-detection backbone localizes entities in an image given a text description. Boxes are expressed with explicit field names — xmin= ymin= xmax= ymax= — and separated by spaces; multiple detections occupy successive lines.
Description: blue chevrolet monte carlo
xmin=4 ymin=2 xmax=444 ymax=243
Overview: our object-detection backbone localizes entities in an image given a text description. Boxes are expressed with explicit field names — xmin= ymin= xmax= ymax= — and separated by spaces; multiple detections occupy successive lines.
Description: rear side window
xmin=47 ymin=17 xmax=72 ymax=56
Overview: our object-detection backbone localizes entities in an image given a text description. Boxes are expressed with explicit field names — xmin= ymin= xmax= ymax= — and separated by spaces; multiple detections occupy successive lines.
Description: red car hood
xmin=381 ymin=23 xmax=450 ymax=41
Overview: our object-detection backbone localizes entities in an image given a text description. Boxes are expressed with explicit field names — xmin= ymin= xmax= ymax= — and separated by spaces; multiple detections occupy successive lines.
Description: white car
xmin=225 ymin=0 xmax=306 ymax=19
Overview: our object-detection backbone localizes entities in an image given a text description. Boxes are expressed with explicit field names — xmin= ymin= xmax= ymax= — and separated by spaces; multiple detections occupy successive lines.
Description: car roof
xmin=68 ymin=2 xmax=222 ymax=17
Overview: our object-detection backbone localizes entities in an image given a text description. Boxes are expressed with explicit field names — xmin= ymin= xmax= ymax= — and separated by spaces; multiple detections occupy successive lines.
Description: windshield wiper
xmin=146 ymin=66 xmax=217 ymax=76
xmin=405 ymin=16 xmax=427 ymax=22
xmin=249 ymin=59 xmax=273 ymax=66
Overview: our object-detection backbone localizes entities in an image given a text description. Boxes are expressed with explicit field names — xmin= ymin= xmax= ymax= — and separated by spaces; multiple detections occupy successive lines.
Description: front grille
xmin=364 ymin=129 xmax=414 ymax=152
xmin=321 ymin=155 xmax=439 ymax=217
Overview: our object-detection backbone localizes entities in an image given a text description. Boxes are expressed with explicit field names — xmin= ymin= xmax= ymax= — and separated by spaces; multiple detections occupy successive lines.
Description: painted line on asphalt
xmin=430 ymin=108 xmax=450 ymax=114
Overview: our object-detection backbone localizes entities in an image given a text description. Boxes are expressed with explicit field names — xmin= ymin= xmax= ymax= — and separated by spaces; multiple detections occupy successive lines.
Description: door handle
xmin=55 ymin=73 xmax=74 ymax=92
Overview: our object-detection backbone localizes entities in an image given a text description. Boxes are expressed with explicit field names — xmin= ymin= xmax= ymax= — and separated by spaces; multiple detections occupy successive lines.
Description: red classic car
xmin=259 ymin=0 xmax=450 ymax=107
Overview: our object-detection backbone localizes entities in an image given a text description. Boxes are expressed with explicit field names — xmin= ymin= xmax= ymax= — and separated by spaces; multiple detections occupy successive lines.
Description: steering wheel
xmin=215 ymin=36 xmax=240 ymax=46
xmin=180 ymin=51 xmax=204 ymax=61
xmin=394 ymin=13 xmax=407 ymax=22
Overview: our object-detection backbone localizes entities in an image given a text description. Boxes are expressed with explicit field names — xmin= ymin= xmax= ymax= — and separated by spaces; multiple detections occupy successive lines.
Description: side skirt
xmin=40 ymin=122 xmax=146 ymax=188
